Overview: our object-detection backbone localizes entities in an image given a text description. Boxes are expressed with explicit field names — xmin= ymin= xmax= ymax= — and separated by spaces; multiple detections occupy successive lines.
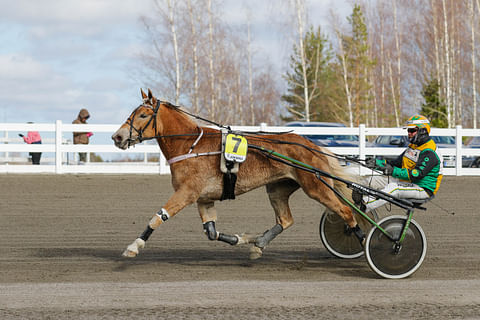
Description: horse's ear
xmin=140 ymin=88 xmax=147 ymax=100
xmin=147 ymin=88 xmax=157 ymax=106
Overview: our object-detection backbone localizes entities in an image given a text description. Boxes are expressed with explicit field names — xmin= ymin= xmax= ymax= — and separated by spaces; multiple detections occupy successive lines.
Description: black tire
xmin=365 ymin=215 xmax=427 ymax=279
xmin=319 ymin=209 xmax=378 ymax=259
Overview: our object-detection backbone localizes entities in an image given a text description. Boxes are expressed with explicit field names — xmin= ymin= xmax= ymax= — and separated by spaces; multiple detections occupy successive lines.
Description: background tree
xmin=135 ymin=0 xmax=480 ymax=128
xmin=138 ymin=0 xmax=279 ymax=125
xmin=336 ymin=4 xmax=376 ymax=126
xmin=281 ymin=26 xmax=342 ymax=122
xmin=420 ymin=77 xmax=448 ymax=128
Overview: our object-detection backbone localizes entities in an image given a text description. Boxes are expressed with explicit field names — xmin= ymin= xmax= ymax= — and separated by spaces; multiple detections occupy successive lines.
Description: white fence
xmin=1 ymin=122 xmax=480 ymax=175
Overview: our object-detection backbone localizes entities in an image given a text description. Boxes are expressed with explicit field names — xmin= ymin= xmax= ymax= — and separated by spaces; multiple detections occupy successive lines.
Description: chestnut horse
xmin=112 ymin=89 xmax=364 ymax=259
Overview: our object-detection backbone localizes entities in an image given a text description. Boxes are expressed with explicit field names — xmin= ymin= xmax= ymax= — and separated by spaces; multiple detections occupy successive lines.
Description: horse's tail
xmin=324 ymin=150 xmax=361 ymax=202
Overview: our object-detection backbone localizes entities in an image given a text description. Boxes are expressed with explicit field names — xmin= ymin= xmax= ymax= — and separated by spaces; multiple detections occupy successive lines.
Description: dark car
xmin=285 ymin=121 xmax=360 ymax=147
xmin=371 ymin=135 xmax=462 ymax=168
xmin=465 ymin=136 xmax=480 ymax=167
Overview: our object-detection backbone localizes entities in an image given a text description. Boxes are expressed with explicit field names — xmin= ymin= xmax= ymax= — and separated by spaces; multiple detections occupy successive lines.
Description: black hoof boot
xmin=352 ymin=189 xmax=363 ymax=205
xmin=352 ymin=225 xmax=365 ymax=246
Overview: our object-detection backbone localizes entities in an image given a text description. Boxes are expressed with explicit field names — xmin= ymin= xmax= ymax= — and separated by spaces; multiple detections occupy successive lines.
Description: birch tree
xmin=186 ymin=0 xmax=199 ymax=114
xmin=246 ymin=8 xmax=255 ymax=125
xmin=294 ymin=0 xmax=310 ymax=121
xmin=470 ymin=0 xmax=477 ymax=128
xmin=335 ymin=26 xmax=354 ymax=127
xmin=207 ymin=0 xmax=216 ymax=120
xmin=392 ymin=0 xmax=402 ymax=118
xmin=166 ymin=0 xmax=181 ymax=104
xmin=442 ymin=0 xmax=452 ymax=127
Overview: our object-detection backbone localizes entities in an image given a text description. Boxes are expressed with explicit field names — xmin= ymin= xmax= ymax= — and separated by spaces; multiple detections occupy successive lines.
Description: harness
xmin=167 ymin=127 xmax=222 ymax=164
xmin=125 ymin=100 xmax=382 ymax=202
xmin=126 ymin=99 xmax=363 ymax=167
xmin=126 ymin=100 xmax=243 ymax=200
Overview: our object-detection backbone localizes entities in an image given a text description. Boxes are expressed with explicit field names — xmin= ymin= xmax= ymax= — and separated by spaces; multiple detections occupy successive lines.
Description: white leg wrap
xmin=235 ymin=234 xmax=246 ymax=245
xmin=122 ymin=238 xmax=145 ymax=258
xmin=148 ymin=208 xmax=170 ymax=229
xmin=235 ymin=233 xmax=257 ymax=245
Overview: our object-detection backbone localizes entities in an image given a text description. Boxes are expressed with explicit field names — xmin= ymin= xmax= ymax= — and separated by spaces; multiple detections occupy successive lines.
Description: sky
xmin=0 ymin=0 xmax=350 ymax=127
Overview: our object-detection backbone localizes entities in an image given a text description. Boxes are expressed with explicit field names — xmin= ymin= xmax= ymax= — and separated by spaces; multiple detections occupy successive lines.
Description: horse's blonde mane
xmin=161 ymin=102 xmax=199 ymax=129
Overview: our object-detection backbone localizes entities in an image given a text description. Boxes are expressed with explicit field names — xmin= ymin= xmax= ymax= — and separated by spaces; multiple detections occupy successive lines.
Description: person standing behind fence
xmin=72 ymin=108 xmax=92 ymax=163
xmin=19 ymin=123 xmax=42 ymax=165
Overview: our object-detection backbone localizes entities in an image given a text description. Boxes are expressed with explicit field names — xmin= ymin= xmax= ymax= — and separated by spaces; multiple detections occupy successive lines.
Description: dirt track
xmin=0 ymin=174 xmax=479 ymax=319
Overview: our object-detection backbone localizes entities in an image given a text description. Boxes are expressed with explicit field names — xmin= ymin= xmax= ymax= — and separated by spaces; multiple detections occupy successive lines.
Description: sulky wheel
xmin=319 ymin=209 xmax=378 ymax=259
xmin=365 ymin=215 xmax=427 ymax=279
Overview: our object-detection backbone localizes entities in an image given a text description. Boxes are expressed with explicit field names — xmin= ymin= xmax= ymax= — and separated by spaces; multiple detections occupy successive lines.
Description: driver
xmin=354 ymin=115 xmax=443 ymax=212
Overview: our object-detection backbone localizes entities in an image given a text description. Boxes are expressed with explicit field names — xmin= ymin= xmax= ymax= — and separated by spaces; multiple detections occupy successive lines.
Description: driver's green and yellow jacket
xmin=376 ymin=139 xmax=443 ymax=195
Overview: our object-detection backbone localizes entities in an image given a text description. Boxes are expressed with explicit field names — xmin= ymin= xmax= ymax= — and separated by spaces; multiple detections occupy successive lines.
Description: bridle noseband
xmin=126 ymin=100 xmax=161 ymax=147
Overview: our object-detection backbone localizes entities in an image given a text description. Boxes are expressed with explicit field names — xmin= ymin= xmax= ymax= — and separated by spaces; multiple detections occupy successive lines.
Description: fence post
xmin=55 ymin=120 xmax=63 ymax=174
xmin=5 ymin=131 xmax=8 ymax=161
xmin=359 ymin=124 xmax=366 ymax=175
xmin=159 ymin=153 xmax=169 ymax=174
xmin=456 ymin=125 xmax=462 ymax=176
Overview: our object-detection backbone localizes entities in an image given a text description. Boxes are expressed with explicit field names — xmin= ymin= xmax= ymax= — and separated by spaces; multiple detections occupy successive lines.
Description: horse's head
xmin=112 ymin=88 xmax=162 ymax=150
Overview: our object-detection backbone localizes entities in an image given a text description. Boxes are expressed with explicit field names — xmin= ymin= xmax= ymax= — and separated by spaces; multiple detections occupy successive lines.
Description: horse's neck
xmin=156 ymin=106 xmax=199 ymax=159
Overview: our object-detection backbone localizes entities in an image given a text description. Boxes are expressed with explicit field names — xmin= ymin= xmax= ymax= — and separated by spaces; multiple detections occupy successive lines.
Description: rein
xmin=125 ymin=100 xmax=373 ymax=170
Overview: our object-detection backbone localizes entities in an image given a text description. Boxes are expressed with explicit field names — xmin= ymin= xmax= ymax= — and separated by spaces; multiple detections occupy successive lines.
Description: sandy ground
xmin=0 ymin=174 xmax=479 ymax=319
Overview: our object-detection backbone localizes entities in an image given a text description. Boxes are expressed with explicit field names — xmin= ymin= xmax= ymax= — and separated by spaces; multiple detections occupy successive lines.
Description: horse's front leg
xmin=198 ymin=201 xmax=256 ymax=246
xmin=122 ymin=186 xmax=199 ymax=258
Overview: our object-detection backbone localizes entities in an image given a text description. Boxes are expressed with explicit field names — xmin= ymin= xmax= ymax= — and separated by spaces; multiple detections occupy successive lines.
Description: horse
xmin=112 ymin=88 xmax=365 ymax=259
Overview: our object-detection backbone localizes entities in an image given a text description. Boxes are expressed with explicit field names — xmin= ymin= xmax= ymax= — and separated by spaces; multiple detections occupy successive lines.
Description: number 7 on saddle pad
xmin=224 ymin=133 xmax=248 ymax=163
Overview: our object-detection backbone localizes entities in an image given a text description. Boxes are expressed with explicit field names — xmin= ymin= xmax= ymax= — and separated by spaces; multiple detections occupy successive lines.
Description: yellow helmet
xmin=404 ymin=115 xmax=431 ymax=134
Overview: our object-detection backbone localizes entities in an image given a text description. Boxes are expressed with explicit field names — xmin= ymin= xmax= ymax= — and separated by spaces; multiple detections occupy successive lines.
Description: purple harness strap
xmin=167 ymin=127 xmax=222 ymax=164
xmin=168 ymin=151 xmax=222 ymax=164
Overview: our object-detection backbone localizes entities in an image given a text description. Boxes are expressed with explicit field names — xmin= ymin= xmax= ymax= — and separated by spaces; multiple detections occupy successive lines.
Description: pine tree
xmin=281 ymin=26 xmax=343 ymax=122
xmin=420 ymin=78 xmax=448 ymax=128
xmin=340 ymin=4 xmax=376 ymax=126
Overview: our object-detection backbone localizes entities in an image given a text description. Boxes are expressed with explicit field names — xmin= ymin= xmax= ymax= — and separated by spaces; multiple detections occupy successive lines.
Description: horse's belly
xmin=196 ymin=169 xmax=295 ymax=201
xmin=235 ymin=170 xmax=295 ymax=195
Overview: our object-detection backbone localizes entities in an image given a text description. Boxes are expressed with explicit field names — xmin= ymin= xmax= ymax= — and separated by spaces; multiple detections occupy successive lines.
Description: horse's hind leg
xmin=250 ymin=180 xmax=299 ymax=260
xmin=298 ymin=174 xmax=365 ymax=242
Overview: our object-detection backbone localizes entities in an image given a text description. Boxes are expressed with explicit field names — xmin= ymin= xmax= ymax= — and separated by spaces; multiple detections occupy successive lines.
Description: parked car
xmin=465 ymin=136 xmax=480 ymax=168
xmin=285 ymin=121 xmax=360 ymax=147
xmin=285 ymin=121 xmax=367 ymax=166
xmin=371 ymin=135 xmax=467 ymax=168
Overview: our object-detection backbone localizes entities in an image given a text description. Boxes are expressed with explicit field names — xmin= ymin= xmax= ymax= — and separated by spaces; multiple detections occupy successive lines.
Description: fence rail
xmin=2 ymin=122 xmax=480 ymax=175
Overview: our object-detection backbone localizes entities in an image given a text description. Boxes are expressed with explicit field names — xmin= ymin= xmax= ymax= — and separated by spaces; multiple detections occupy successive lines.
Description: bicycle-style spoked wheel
xmin=319 ymin=209 xmax=378 ymax=259
xmin=365 ymin=215 xmax=427 ymax=279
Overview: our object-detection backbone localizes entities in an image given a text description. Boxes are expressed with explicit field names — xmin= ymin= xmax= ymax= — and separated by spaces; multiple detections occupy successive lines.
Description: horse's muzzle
xmin=112 ymin=128 xmax=132 ymax=150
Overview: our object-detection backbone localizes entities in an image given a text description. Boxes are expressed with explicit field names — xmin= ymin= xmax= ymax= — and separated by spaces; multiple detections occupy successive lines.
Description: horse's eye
xmin=140 ymin=114 xmax=148 ymax=119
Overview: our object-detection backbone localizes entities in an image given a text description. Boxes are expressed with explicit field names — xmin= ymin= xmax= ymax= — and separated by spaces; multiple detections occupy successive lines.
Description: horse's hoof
xmin=249 ymin=245 xmax=263 ymax=260
xmin=122 ymin=238 xmax=145 ymax=258
xmin=122 ymin=249 xmax=138 ymax=258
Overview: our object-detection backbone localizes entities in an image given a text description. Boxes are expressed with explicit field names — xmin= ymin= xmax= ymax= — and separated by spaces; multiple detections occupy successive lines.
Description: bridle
xmin=126 ymin=100 xmax=161 ymax=147
xmin=124 ymin=99 xmax=213 ymax=163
